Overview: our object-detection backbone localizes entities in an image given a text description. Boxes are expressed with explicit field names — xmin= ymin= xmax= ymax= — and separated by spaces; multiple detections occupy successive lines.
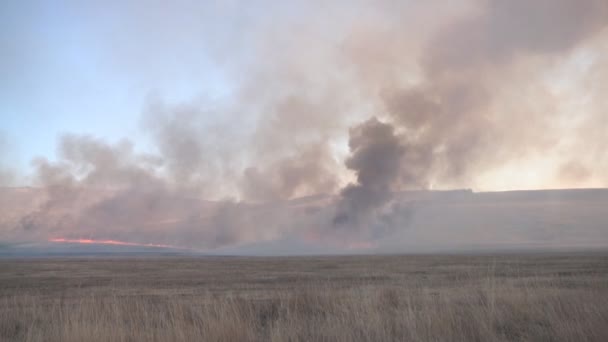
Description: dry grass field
xmin=1 ymin=253 xmax=608 ymax=341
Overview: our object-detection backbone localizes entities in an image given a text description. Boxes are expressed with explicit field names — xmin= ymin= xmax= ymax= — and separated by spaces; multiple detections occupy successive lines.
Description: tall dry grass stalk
xmin=1 ymin=255 xmax=607 ymax=341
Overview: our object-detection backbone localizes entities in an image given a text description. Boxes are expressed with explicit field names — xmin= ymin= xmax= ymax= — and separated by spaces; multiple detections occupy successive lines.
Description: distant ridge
xmin=0 ymin=241 xmax=202 ymax=258
xmin=2 ymin=187 xmax=608 ymax=256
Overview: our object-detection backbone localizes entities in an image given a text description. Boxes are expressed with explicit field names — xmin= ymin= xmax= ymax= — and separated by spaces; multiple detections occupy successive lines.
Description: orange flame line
xmin=49 ymin=238 xmax=189 ymax=250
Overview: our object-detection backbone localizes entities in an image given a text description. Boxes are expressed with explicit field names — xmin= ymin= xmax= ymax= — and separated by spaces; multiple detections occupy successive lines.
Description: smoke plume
xmin=1 ymin=0 xmax=608 ymax=251
xmin=333 ymin=118 xmax=405 ymax=231
xmin=330 ymin=0 xmax=608 ymax=231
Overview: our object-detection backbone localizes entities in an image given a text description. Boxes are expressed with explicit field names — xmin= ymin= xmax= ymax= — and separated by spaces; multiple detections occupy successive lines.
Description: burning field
xmin=2 ymin=0 xmax=608 ymax=254
xmin=2 ymin=1 xmax=608 ymax=341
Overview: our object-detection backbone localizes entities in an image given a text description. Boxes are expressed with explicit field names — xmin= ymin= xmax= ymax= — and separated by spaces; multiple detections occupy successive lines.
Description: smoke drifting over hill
xmin=1 ymin=0 xmax=608 ymax=252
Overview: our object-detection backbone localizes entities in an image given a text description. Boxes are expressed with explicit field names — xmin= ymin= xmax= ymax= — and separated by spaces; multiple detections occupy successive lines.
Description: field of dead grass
xmin=1 ymin=254 xmax=607 ymax=341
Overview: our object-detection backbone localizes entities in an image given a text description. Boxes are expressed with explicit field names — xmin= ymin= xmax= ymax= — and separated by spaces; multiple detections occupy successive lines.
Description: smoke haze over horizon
xmin=1 ymin=0 xmax=608 ymax=253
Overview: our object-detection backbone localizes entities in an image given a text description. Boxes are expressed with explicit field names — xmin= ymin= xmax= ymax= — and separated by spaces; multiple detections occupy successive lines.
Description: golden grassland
xmin=1 ymin=253 xmax=608 ymax=341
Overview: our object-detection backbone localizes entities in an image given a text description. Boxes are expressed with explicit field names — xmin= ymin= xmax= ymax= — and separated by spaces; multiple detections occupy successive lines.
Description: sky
xmin=1 ymin=0 xmax=606 ymax=192
xmin=1 ymin=1 xmax=235 ymax=173
xmin=1 ymin=0 xmax=608 ymax=253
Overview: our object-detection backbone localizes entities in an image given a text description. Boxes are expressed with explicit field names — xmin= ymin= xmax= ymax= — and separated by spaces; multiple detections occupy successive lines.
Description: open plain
xmin=1 ymin=253 xmax=608 ymax=341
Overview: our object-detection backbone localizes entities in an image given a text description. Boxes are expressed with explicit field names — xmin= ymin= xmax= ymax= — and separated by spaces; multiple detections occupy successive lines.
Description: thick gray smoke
xmin=2 ymin=0 xmax=608 ymax=251
xmin=427 ymin=0 xmax=608 ymax=73
xmin=391 ymin=0 xmax=608 ymax=184
xmin=333 ymin=118 xmax=404 ymax=230
xmin=241 ymin=143 xmax=338 ymax=202
xmin=330 ymin=0 xmax=608 ymax=232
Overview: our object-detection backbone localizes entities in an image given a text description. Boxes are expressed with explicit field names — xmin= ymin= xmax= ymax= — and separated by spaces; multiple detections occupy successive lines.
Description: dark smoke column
xmin=333 ymin=117 xmax=405 ymax=233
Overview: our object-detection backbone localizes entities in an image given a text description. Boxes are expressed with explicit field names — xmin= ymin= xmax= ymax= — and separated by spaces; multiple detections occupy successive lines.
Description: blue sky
xmin=1 ymin=1 xmax=234 ymax=176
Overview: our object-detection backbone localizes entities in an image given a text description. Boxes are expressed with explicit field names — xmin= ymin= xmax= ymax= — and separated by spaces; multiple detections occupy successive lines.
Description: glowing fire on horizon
xmin=49 ymin=238 xmax=188 ymax=250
